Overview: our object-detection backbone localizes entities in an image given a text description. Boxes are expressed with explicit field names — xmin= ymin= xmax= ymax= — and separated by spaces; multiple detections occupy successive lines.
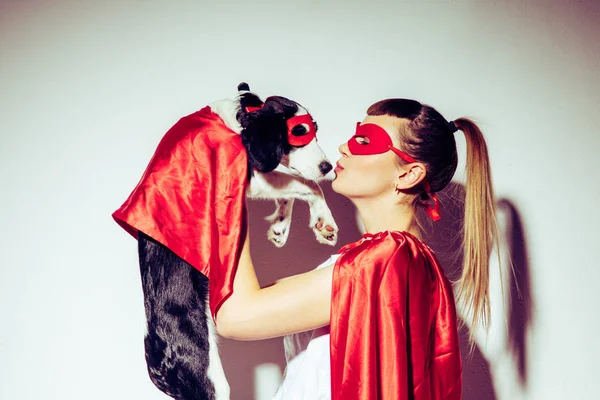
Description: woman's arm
xmin=215 ymin=215 xmax=334 ymax=341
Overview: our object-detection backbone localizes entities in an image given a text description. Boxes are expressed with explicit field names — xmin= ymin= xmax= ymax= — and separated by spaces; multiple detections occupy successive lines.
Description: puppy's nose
xmin=319 ymin=161 xmax=333 ymax=175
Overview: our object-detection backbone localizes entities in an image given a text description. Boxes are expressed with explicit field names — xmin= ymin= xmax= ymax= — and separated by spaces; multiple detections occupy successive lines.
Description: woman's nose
xmin=338 ymin=141 xmax=349 ymax=156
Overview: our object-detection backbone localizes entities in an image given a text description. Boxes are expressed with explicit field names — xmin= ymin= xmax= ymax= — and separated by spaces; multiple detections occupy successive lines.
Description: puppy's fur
xmin=137 ymin=84 xmax=338 ymax=399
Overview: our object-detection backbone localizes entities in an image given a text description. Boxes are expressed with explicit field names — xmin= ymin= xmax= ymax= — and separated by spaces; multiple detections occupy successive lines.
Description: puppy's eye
xmin=291 ymin=124 xmax=309 ymax=136
xmin=353 ymin=136 xmax=370 ymax=145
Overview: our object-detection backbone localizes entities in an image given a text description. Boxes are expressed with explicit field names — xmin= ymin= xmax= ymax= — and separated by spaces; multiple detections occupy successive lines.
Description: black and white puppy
xmin=212 ymin=83 xmax=338 ymax=247
xmin=138 ymin=83 xmax=338 ymax=400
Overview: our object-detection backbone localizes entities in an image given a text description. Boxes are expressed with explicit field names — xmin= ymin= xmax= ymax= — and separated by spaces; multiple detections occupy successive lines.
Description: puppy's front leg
xmin=306 ymin=188 xmax=338 ymax=246
xmin=248 ymin=171 xmax=338 ymax=246
xmin=264 ymin=199 xmax=294 ymax=247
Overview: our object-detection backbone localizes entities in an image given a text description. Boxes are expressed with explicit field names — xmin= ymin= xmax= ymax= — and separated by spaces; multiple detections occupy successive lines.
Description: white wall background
xmin=1 ymin=0 xmax=599 ymax=399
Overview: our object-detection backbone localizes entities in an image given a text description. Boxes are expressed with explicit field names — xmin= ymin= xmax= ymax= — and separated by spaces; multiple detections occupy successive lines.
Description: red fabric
xmin=330 ymin=231 xmax=462 ymax=400
xmin=246 ymin=105 xmax=263 ymax=112
xmin=112 ymin=106 xmax=248 ymax=319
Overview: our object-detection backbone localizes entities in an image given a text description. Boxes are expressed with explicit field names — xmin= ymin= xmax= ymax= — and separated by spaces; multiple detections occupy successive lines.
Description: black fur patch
xmin=238 ymin=96 xmax=300 ymax=172
xmin=138 ymin=232 xmax=216 ymax=400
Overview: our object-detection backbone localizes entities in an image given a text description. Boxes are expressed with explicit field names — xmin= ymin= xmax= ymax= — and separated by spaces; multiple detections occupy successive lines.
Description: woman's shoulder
xmin=338 ymin=230 xmax=433 ymax=258
xmin=334 ymin=230 xmax=440 ymax=279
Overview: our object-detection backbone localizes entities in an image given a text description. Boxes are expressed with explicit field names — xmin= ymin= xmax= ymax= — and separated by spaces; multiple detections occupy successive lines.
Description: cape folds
xmin=112 ymin=106 xmax=248 ymax=318
xmin=331 ymin=231 xmax=462 ymax=399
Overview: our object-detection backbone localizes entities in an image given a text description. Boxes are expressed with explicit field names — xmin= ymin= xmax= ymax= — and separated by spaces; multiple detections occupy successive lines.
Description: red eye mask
xmin=348 ymin=122 xmax=441 ymax=221
xmin=348 ymin=122 xmax=414 ymax=163
xmin=286 ymin=114 xmax=316 ymax=146
xmin=348 ymin=122 xmax=393 ymax=155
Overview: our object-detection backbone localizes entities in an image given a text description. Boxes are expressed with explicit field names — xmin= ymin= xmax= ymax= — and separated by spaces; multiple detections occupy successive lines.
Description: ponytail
xmin=453 ymin=118 xmax=501 ymax=343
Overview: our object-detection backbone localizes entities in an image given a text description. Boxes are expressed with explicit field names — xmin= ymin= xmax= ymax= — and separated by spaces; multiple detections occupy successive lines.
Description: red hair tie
xmin=421 ymin=180 xmax=441 ymax=221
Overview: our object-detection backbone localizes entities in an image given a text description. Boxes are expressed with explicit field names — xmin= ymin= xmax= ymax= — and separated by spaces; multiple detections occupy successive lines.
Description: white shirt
xmin=272 ymin=254 xmax=340 ymax=400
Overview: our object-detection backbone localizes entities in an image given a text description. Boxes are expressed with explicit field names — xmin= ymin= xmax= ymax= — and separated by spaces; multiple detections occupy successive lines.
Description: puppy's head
xmin=237 ymin=83 xmax=332 ymax=180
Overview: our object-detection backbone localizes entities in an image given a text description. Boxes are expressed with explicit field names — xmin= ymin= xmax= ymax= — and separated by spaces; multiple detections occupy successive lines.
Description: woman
xmin=216 ymin=98 xmax=500 ymax=399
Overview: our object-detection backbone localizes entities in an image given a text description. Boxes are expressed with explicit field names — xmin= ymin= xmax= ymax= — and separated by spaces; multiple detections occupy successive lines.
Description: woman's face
xmin=332 ymin=115 xmax=405 ymax=200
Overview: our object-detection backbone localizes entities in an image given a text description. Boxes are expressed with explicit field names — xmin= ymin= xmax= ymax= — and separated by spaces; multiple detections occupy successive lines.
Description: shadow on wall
xmin=219 ymin=180 xmax=533 ymax=400
xmin=497 ymin=198 xmax=533 ymax=388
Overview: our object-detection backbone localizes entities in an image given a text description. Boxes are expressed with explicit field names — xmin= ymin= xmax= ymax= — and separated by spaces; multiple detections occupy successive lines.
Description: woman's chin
xmin=331 ymin=176 xmax=345 ymax=195
xmin=332 ymin=175 xmax=365 ymax=199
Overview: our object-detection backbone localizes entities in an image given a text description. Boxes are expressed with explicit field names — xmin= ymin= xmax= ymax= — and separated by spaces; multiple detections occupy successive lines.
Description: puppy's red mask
xmin=286 ymin=114 xmax=316 ymax=146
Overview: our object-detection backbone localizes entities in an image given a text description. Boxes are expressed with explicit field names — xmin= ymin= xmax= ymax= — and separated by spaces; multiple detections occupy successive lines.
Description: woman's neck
xmin=352 ymin=197 xmax=420 ymax=238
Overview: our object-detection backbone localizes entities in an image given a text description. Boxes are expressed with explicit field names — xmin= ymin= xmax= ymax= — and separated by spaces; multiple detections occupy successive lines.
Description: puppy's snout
xmin=319 ymin=161 xmax=333 ymax=176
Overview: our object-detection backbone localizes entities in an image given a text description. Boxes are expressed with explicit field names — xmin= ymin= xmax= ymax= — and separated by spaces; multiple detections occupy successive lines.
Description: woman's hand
xmin=215 ymin=214 xmax=334 ymax=340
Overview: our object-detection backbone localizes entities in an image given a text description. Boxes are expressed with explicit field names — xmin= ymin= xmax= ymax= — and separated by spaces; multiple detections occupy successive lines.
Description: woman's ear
xmin=395 ymin=163 xmax=426 ymax=190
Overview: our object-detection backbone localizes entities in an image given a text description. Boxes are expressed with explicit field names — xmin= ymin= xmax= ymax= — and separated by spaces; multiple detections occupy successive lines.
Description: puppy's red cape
xmin=112 ymin=106 xmax=248 ymax=319
xmin=331 ymin=231 xmax=462 ymax=400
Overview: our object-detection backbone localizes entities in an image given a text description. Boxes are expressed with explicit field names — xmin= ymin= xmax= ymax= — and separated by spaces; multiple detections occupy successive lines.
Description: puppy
xmin=129 ymin=83 xmax=338 ymax=400
xmin=213 ymin=83 xmax=338 ymax=247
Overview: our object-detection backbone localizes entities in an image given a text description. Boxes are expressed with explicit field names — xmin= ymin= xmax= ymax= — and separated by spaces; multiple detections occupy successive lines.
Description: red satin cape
xmin=330 ymin=231 xmax=462 ymax=400
xmin=112 ymin=106 xmax=248 ymax=319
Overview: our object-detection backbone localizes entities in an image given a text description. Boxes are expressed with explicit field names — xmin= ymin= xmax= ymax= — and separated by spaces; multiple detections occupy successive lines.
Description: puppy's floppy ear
xmin=240 ymin=96 xmax=298 ymax=172
xmin=263 ymin=95 xmax=299 ymax=116
xmin=241 ymin=114 xmax=286 ymax=173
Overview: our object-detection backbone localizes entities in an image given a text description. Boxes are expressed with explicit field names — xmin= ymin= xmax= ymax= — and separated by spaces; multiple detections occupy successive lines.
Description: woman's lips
xmin=334 ymin=162 xmax=344 ymax=174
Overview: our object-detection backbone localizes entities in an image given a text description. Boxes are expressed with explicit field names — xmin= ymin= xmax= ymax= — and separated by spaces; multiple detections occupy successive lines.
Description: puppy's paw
xmin=312 ymin=216 xmax=338 ymax=246
xmin=265 ymin=213 xmax=292 ymax=248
